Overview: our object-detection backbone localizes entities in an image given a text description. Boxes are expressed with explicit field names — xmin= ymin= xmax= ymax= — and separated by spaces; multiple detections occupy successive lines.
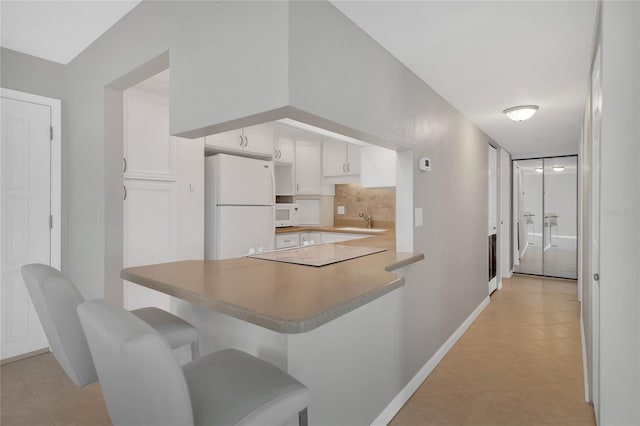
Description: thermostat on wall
xmin=419 ymin=157 xmax=432 ymax=172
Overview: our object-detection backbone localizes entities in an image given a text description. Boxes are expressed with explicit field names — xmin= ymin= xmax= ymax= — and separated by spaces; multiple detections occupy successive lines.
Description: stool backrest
xmin=77 ymin=300 xmax=193 ymax=426
xmin=21 ymin=263 xmax=97 ymax=387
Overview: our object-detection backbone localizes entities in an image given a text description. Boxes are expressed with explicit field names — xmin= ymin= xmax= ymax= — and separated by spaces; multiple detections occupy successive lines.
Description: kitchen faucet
xmin=359 ymin=212 xmax=373 ymax=229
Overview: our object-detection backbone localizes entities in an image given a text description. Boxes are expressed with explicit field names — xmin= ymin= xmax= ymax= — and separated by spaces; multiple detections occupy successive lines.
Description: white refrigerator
xmin=205 ymin=154 xmax=275 ymax=260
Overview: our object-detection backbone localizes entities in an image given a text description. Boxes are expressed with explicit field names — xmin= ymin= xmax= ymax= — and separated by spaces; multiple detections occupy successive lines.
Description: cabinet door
xmin=323 ymin=139 xmax=347 ymax=177
xmin=276 ymin=233 xmax=300 ymax=249
xmin=123 ymin=180 xmax=176 ymax=311
xmin=346 ymin=143 xmax=361 ymax=175
xmin=204 ymin=129 xmax=244 ymax=153
xmin=276 ymin=136 xmax=295 ymax=164
xmin=243 ymin=125 xmax=274 ymax=156
xmin=296 ymin=140 xmax=322 ymax=194
xmin=124 ymin=87 xmax=175 ymax=180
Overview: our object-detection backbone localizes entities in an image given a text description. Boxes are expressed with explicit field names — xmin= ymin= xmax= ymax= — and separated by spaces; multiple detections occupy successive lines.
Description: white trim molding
xmin=371 ymin=295 xmax=491 ymax=425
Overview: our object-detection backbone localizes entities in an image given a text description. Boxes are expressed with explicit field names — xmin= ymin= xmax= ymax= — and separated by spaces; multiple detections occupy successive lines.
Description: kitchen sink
xmin=335 ymin=227 xmax=388 ymax=233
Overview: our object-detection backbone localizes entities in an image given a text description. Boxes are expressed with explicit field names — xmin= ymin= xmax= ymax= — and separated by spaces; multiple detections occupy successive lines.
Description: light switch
xmin=337 ymin=206 xmax=345 ymax=215
xmin=415 ymin=208 xmax=423 ymax=227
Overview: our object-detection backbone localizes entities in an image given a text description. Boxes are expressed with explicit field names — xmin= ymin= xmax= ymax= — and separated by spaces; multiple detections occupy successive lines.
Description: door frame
xmin=1 ymin=88 xmax=62 ymax=269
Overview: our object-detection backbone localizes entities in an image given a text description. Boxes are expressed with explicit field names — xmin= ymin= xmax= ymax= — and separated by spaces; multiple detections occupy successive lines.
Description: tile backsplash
xmin=334 ymin=183 xmax=395 ymax=229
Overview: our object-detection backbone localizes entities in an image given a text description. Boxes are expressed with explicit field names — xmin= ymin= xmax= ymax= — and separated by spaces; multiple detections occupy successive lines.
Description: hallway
xmin=391 ymin=274 xmax=595 ymax=425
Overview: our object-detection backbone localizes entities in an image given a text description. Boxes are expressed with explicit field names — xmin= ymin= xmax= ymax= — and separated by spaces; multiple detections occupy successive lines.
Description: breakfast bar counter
xmin=121 ymin=233 xmax=423 ymax=333
xmin=121 ymin=232 xmax=423 ymax=425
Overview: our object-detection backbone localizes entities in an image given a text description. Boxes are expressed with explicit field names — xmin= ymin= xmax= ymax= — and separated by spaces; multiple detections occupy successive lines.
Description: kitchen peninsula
xmin=122 ymin=231 xmax=423 ymax=425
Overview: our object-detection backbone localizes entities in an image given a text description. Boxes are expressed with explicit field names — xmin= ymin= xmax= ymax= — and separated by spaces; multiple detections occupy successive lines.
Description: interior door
xmin=0 ymin=96 xmax=51 ymax=359
xmin=590 ymin=44 xmax=602 ymax=420
xmin=488 ymin=145 xmax=498 ymax=293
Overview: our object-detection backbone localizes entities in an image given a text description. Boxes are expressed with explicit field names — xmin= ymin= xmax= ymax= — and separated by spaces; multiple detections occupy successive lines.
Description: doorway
xmin=513 ymin=156 xmax=578 ymax=279
xmin=0 ymin=88 xmax=61 ymax=361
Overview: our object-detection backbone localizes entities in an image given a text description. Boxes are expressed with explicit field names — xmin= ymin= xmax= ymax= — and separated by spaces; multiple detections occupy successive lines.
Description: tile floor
xmin=390 ymin=274 xmax=595 ymax=426
xmin=1 ymin=274 xmax=594 ymax=426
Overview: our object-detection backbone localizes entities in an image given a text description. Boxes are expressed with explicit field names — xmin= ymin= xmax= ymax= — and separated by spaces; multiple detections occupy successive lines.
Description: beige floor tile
xmin=392 ymin=274 xmax=595 ymax=426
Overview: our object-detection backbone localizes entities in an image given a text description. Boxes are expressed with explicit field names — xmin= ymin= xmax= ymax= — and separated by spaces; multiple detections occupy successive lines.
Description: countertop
xmin=121 ymin=230 xmax=423 ymax=333
xmin=275 ymin=225 xmax=390 ymax=235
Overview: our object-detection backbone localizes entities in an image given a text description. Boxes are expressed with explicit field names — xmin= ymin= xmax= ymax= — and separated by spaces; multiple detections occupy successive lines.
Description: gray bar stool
xmin=21 ymin=263 xmax=199 ymax=387
xmin=78 ymin=299 xmax=309 ymax=426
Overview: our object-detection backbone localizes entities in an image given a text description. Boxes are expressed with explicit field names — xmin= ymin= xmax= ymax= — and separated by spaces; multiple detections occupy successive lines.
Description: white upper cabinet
xmin=274 ymin=135 xmax=295 ymax=164
xmin=322 ymin=139 xmax=360 ymax=177
xmin=124 ymin=87 xmax=175 ymax=180
xmin=204 ymin=129 xmax=244 ymax=154
xmin=360 ymin=145 xmax=396 ymax=188
xmin=242 ymin=125 xmax=275 ymax=156
xmin=205 ymin=125 xmax=274 ymax=158
xmin=346 ymin=143 xmax=361 ymax=175
xmin=296 ymin=140 xmax=323 ymax=194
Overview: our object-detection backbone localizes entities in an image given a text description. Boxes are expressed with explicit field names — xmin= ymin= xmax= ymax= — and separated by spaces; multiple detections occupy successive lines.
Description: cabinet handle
xmin=343 ymin=163 xmax=346 ymax=172
xmin=123 ymin=185 xmax=127 ymax=201
xmin=278 ymin=149 xmax=282 ymax=159
xmin=244 ymin=136 xmax=249 ymax=147
xmin=239 ymin=135 xmax=244 ymax=147
xmin=347 ymin=163 xmax=350 ymax=172
xmin=296 ymin=183 xmax=299 ymax=192
xmin=123 ymin=157 xmax=127 ymax=173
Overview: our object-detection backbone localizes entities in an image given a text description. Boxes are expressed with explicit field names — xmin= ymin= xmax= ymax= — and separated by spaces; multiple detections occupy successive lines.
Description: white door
xmin=488 ymin=145 xmax=498 ymax=293
xmin=590 ymin=45 xmax=602 ymax=420
xmin=1 ymin=95 xmax=56 ymax=359
xmin=210 ymin=154 xmax=274 ymax=205
xmin=216 ymin=206 xmax=275 ymax=259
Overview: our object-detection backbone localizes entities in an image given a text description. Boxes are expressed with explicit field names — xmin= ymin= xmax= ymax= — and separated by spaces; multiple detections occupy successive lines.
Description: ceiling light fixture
xmin=535 ymin=167 xmax=543 ymax=173
xmin=503 ymin=105 xmax=539 ymax=122
xmin=552 ymin=166 xmax=565 ymax=172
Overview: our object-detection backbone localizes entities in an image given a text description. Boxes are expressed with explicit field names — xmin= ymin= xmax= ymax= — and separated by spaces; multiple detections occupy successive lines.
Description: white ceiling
xmin=332 ymin=1 xmax=598 ymax=158
xmin=0 ymin=1 xmax=140 ymax=64
xmin=2 ymin=1 xmax=597 ymax=158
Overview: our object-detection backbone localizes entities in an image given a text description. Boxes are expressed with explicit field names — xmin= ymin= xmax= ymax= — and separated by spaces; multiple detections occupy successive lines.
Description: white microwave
xmin=275 ymin=203 xmax=299 ymax=228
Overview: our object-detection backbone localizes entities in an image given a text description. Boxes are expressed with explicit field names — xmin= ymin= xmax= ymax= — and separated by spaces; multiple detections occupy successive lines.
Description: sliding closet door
xmin=543 ymin=157 xmax=578 ymax=279
xmin=513 ymin=159 xmax=544 ymax=275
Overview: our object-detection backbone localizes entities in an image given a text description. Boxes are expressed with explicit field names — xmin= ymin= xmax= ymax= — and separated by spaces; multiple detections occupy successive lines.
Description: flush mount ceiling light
xmin=503 ymin=105 xmax=539 ymax=122
xmin=552 ymin=166 xmax=565 ymax=172
xmin=535 ymin=167 xmax=543 ymax=173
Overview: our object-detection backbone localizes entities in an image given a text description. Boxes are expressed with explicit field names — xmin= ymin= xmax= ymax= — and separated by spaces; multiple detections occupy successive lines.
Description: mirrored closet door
xmin=513 ymin=156 xmax=577 ymax=279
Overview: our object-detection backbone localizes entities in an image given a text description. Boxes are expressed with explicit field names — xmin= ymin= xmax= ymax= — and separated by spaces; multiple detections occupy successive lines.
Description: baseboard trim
xmin=371 ymin=295 xmax=491 ymax=426
xmin=580 ymin=311 xmax=590 ymax=403
xmin=1 ymin=347 xmax=50 ymax=365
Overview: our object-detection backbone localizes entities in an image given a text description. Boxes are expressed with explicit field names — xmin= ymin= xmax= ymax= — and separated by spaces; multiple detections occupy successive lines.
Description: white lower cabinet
xmin=275 ymin=233 xmax=300 ymax=249
xmin=275 ymin=231 xmax=366 ymax=249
